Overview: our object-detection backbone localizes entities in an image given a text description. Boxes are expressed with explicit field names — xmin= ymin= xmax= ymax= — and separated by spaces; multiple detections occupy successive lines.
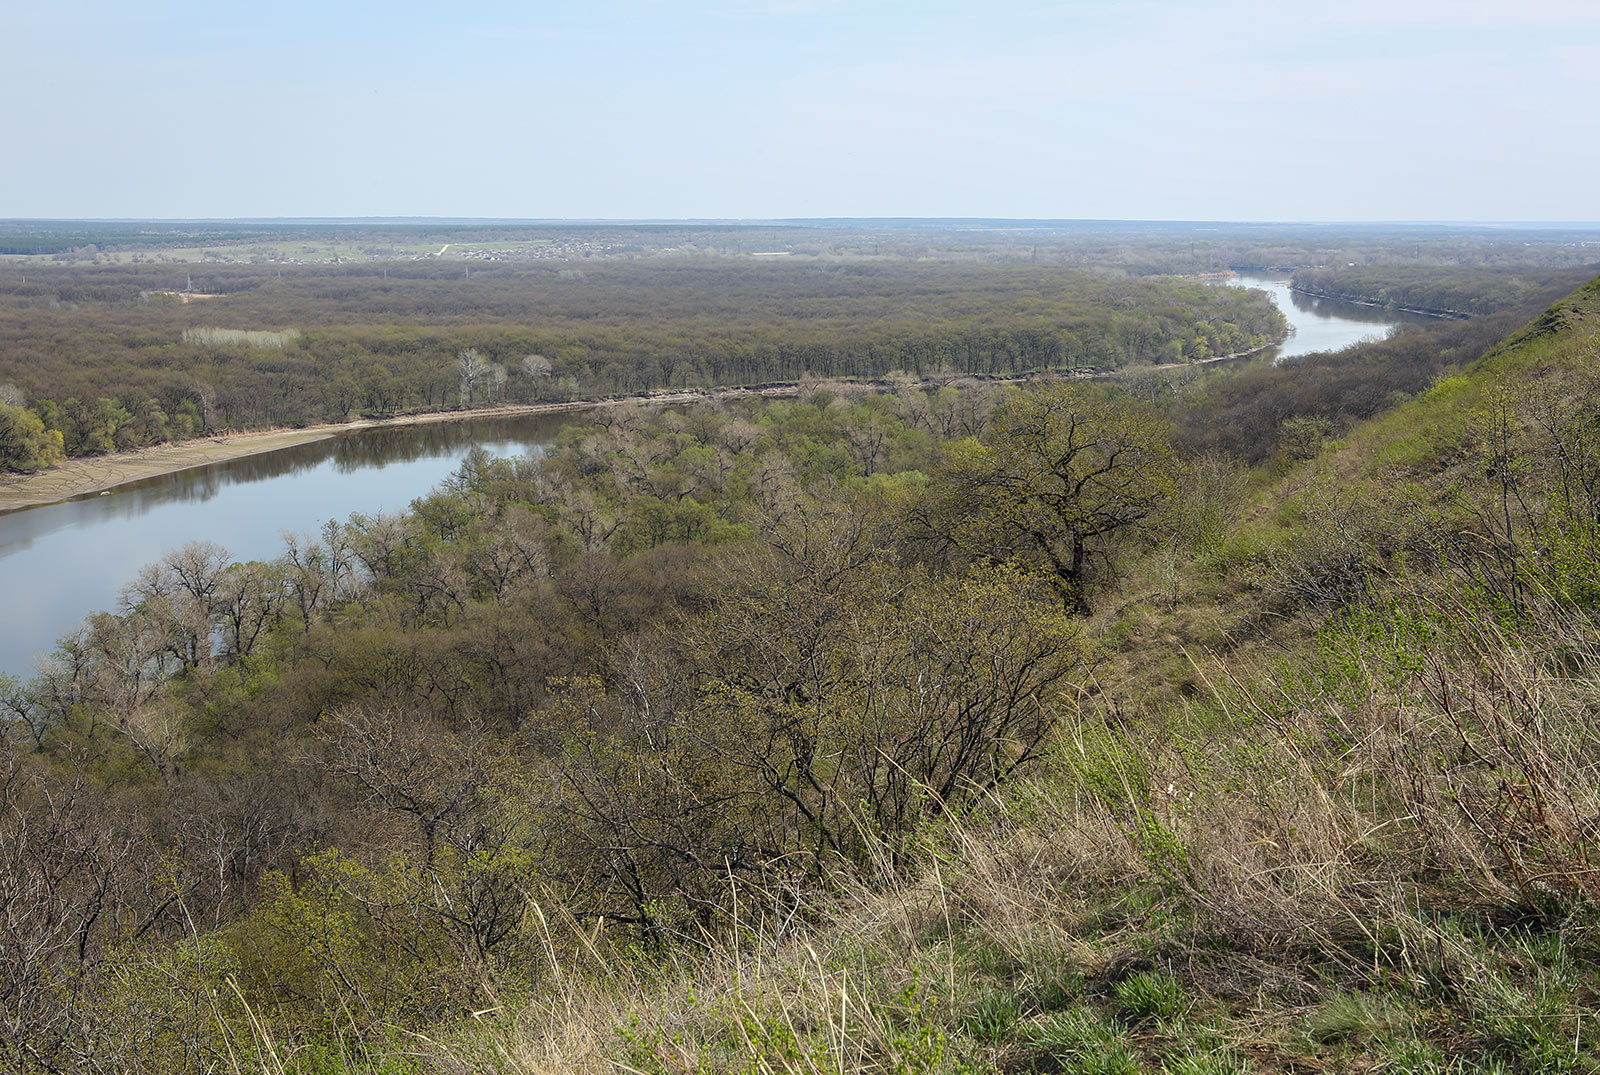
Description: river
xmin=0 ymin=413 xmax=578 ymax=680
xmin=1226 ymin=274 xmax=1440 ymax=361
xmin=0 ymin=280 xmax=1435 ymax=680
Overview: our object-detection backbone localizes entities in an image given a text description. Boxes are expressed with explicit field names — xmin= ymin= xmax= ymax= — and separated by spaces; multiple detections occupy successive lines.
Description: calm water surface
xmin=0 ymin=283 xmax=1436 ymax=679
xmin=0 ymin=413 xmax=580 ymax=679
xmin=1227 ymin=274 xmax=1439 ymax=360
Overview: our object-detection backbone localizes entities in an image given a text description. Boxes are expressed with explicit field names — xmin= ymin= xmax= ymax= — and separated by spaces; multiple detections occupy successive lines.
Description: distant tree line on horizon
xmin=5 ymin=218 xmax=1598 ymax=270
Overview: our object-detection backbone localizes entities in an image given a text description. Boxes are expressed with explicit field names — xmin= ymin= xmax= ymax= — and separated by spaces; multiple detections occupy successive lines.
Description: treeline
xmin=1290 ymin=264 xmax=1596 ymax=317
xmin=0 ymin=260 xmax=1283 ymax=469
xmin=9 ymin=218 xmax=1600 ymax=270
xmin=0 ymin=219 xmax=654 ymax=256
xmin=1174 ymin=307 xmax=1531 ymax=464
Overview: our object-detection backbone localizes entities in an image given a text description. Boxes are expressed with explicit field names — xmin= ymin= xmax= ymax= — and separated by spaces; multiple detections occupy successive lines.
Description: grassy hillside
xmin=441 ymin=277 xmax=1600 ymax=1073
xmin=4 ymin=277 xmax=1600 ymax=1074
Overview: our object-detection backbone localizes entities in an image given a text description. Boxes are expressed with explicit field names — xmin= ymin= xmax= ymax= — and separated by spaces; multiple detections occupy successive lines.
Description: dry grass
xmin=191 ymin=545 xmax=1600 ymax=1073
xmin=445 ymin=572 xmax=1600 ymax=1073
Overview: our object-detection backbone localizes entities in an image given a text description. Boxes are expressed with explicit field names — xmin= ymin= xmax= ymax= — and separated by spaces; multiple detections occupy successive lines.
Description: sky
xmin=4 ymin=0 xmax=1598 ymax=221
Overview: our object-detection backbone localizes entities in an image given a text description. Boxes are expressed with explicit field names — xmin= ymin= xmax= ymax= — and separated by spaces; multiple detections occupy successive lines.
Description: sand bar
xmin=0 ymin=389 xmax=796 ymax=515
xmin=0 ymin=362 xmax=1198 ymax=515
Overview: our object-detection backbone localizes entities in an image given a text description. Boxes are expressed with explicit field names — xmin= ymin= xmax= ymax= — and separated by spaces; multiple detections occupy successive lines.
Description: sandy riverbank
xmin=0 ymin=389 xmax=798 ymax=514
xmin=0 ymin=355 xmax=1254 ymax=515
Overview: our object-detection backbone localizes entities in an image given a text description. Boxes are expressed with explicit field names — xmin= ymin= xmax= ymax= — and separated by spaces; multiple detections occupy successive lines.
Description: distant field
xmin=6 ymin=218 xmax=1600 ymax=270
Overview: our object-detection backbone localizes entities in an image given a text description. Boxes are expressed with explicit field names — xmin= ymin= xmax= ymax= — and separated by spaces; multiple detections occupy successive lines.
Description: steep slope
xmin=6 ymin=278 xmax=1599 ymax=1074
xmin=462 ymin=281 xmax=1600 ymax=1074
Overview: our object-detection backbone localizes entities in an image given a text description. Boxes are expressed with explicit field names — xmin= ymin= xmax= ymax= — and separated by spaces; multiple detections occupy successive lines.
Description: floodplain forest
xmin=4 ymin=220 xmax=1600 ymax=1073
xmin=0 ymin=258 xmax=1285 ymax=468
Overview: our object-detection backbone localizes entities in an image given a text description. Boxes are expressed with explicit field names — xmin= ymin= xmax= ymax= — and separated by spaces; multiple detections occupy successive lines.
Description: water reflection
xmin=325 ymin=415 xmax=579 ymax=472
xmin=0 ymin=282 xmax=1427 ymax=680
xmin=0 ymin=410 xmax=582 ymax=678
xmin=66 ymin=411 xmax=585 ymax=514
xmin=1228 ymin=275 xmax=1437 ymax=362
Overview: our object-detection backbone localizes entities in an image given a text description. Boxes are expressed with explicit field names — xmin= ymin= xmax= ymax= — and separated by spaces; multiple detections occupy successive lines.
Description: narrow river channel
xmin=0 ymin=279 xmax=1440 ymax=680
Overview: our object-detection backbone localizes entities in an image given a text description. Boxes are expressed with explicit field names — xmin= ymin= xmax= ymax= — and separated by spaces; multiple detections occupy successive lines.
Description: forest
xmin=0 ymin=259 xmax=1283 ymax=469
xmin=6 ymin=227 xmax=1600 ymax=1072
xmin=1290 ymin=264 xmax=1595 ymax=318
xmin=7 ymin=216 xmax=1595 ymax=475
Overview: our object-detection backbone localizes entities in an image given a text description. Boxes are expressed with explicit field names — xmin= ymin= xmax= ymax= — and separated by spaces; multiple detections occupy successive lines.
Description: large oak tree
xmin=921 ymin=382 xmax=1177 ymax=614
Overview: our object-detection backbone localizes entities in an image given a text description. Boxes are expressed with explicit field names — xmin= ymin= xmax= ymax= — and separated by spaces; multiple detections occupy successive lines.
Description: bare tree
xmin=0 ymin=742 xmax=145 ymax=1072
xmin=521 ymin=354 xmax=553 ymax=399
xmin=120 ymin=541 xmax=231 ymax=669
xmin=193 ymin=381 xmax=219 ymax=433
xmin=455 ymin=349 xmax=490 ymax=406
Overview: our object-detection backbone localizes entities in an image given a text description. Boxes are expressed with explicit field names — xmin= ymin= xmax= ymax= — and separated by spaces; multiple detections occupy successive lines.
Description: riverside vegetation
xmin=0 ymin=258 xmax=1284 ymax=472
xmin=1289 ymin=266 xmax=1595 ymax=320
xmin=4 ymin=216 xmax=1596 ymax=475
xmin=3 ymin=242 xmax=1600 ymax=1072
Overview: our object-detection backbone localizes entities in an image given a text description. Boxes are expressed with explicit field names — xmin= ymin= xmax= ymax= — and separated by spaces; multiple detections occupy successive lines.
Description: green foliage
xmin=82 ymin=935 xmax=242 ymax=1074
xmin=1306 ymin=991 xmax=1399 ymax=1045
xmin=236 ymin=847 xmax=501 ymax=1038
xmin=1131 ymin=816 xmax=1192 ymax=887
xmin=0 ymin=401 xmax=65 ymax=471
xmin=964 ymin=990 xmax=1024 ymax=1042
xmin=248 ymin=852 xmax=377 ymax=1011
xmin=1027 ymin=1008 xmax=1141 ymax=1075
xmin=1112 ymin=970 xmax=1185 ymax=1022
xmin=1162 ymin=1048 xmax=1250 ymax=1075
xmin=1056 ymin=720 xmax=1152 ymax=813
xmin=921 ymin=382 xmax=1177 ymax=613
xmin=1423 ymin=372 xmax=1471 ymax=402
xmin=611 ymin=971 xmax=986 ymax=1075
xmin=1028 ymin=964 xmax=1085 ymax=1014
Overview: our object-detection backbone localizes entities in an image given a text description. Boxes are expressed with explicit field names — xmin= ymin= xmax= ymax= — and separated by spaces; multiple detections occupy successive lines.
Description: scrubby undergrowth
xmin=5 ymin=279 xmax=1600 ymax=1074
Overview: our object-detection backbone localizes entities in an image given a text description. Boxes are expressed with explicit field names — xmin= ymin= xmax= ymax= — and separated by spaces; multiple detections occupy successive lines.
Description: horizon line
xmin=5 ymin=216 xmax=1600 ymax=229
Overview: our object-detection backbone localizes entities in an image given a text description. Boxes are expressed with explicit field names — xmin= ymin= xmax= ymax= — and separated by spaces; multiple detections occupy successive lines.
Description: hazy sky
xmin=5 ymin=0 xmax=1597 ymax=221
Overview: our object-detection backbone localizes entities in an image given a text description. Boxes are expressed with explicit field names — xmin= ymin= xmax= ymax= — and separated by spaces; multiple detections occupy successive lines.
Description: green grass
xmin=1113 ymin=971 xmax=1185 ymax=1023
xmin=1306 ymin=991 xmax=1400 ymax=1045
xmin=1026 ymin=1007 xmax=1141 ymax=1075
xmin=964 ymin=989 xmax=1025 ymax=1042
